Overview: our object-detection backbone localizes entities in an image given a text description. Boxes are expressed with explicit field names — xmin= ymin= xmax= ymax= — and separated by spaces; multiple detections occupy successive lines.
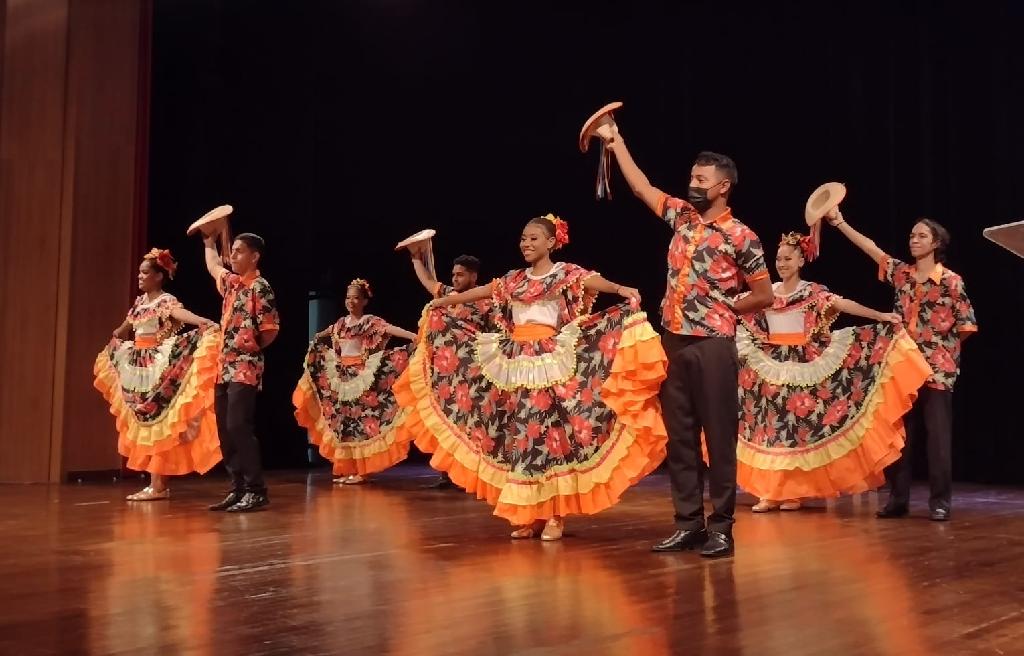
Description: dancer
xmin=737 ymin=231 xmax=932 ymax=512
xmin=412 ymin=252 xmax=494 ymax=326
xmin=598 ymin=117 xmax=773 ymax=557
xmin=94 ymin=249 xmax=220 ymax=500
xmin=411 ymin=251 xmax=494 ymax=489
xmin=828 ymin=209 xmax=977 ymax=521
xmin=395 ymin=214 xmax=668 ymax=541
xmin=294 ymin=278 xmax=418 ymax=485
xmin=203 ymin=233 xmax=280 ymax=513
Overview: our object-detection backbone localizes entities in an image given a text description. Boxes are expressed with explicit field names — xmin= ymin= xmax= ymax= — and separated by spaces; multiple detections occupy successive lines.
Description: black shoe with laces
xmin=700 ymin=531 xmax=735 ymax=559
xmin=651 ymin=528 xmax=709 ymax=552
xmin=226 ymin=492 xmax=269 ymax=513
xmin=209 ymin=491 xmax=243 ymax=511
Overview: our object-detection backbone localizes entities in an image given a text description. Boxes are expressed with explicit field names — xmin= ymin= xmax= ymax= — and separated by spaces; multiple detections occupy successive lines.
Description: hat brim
xmin=804 ymin=183 xmax=846 ymax=226
xmin=983 ymin=220 xmax=1024 ymax=258
xmin=579 ymin=101 xmax=624 ymax=153
xmin=187 ymin=205 xmax=233 ymax=236
xmin=394 ymin=228 xmax=437 ymax=251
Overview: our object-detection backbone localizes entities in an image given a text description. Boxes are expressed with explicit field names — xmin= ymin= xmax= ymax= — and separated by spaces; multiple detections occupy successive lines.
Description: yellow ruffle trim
xmin=474 ymin=319 xmax=583 ymax=391
xmin=737 ymin=329 xmax=931 ymax=499
xmin=317 ymin=348 xmax=384 ymax=401
xmin=394 ymin=311 xmax=668 ymax=525
xmin=737 ymin=323 xmax=855 ymax=387
xmin=92 ymin=329 xmax=222 ymax=476
xmin=292 ymin=372 xmax=411 ymax=476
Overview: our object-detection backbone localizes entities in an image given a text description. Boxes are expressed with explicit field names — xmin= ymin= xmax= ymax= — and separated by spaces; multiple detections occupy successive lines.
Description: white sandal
xmin=126 ymin=486 xmax=170 ymax=501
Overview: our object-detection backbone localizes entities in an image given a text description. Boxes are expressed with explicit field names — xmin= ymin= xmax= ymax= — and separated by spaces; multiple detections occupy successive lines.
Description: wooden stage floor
xmin=1 ymin=465 xmax=1022 ymax=656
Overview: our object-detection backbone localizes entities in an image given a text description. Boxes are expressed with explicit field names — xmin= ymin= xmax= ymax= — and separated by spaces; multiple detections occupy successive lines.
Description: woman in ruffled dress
xmin=395 ymin=214 xmax=668 ymax=540
xmin=736 ymin=231 xmax=931 ymax=512
xmin=293 ymin=278 xmax=418 ymax=485
xmin=94 ymin=248 xmax=221 ymax=501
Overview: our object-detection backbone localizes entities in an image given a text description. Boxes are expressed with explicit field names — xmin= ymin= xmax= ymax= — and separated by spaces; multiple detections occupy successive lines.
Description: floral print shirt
xmin=217 ymin=269 xmax=279 ymax=387
xmin=434 ymin=283 xmax=495 ymax=327
xmin=490 ymin=262 xmax=597 ymax=332
xmin=657 ymin=194 xmax=769 ymax=337
xmin=879 ymin=256 xmax=977 ymax=390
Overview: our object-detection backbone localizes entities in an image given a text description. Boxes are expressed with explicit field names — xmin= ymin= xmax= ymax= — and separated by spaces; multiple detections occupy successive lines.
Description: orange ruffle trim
xmin=292 ymin=373 xmax=410 ymax=476
xmin=737 ymin=331 xmax=931 ymax=500
xmin=93 ymin=330 xmax=222 ymax=476
xmin=394 ymin=314 xmax=668 ymax=525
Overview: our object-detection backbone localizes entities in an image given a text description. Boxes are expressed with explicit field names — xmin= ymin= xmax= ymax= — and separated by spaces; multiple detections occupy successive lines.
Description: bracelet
xmin=831 ymin=219 xmax=846 ymax=227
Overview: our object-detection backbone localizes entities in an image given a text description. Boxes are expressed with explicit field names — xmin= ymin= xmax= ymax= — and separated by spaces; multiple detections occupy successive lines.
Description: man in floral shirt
xmin=829 ymin=211 xmax=977 ymax=521
xmin=599 ymin=120 xmax=774 ymax=558
xmin=411 ymin=251 xmax=492 ymax=488
xmin=203 ymin=232 xmax=280 ymax=513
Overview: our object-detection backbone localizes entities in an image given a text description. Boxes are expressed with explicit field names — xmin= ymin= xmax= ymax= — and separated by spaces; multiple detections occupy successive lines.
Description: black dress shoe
xmin=422 ymin=473 xmax=455 ymax=490
xmin=209 ymin=491 xmax=243 ymax=511
xmin=875 ymin=504 xmax=909 ymax=519
xmin=700 ymin=531 xmax=735 ymax=559
xmin=929 ymin=508 xmax=950 ymax=522
xmin=226 ymin=492 xmax=269 ymax=513
xmin=651 ymin=528 xmax=708 ymax=552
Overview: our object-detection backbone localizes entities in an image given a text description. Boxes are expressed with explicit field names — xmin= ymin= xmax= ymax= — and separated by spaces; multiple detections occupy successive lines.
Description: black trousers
xmin=660 ymin=333 xmax=739 ymax=534
xmin=886 ymin=387 xmax=953 ymax=512
xmin=215 ymin=382 xmax=267 ymax=495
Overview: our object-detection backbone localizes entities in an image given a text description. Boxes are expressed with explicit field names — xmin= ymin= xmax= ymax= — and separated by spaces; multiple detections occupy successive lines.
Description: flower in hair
xmin=779 ymin=231 xmax=818 ymax=262
xmin=145 ymin=248 xmax=178 ymax=279
xmin=542 ymin=213 xmax=570 ymax=250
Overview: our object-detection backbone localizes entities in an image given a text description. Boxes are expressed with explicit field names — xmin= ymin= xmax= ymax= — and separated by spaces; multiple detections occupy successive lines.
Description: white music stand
xmin=983 ymin=220 xmax=1024 ymax=257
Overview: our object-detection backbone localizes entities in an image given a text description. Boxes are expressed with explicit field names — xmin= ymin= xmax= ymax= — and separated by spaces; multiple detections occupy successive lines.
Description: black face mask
xmin=687 ymin=186 xmax=712 ymax=213
xmin=687 ymin=179 xmax=726 ymax=213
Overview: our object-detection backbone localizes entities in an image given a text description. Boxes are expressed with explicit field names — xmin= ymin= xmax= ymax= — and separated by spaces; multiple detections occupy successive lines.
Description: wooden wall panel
xmin=0 ymin=0 xmax=70 ymax=482
xmin=57 ymin=0 xmax=148 ymax=475
xmin=0 ymin=0 xmax=150 ymax=481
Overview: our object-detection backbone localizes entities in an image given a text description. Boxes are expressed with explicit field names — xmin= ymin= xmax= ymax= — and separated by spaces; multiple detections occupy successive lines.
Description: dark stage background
xmin=144 ymin=1 xmax=1024 ymax=483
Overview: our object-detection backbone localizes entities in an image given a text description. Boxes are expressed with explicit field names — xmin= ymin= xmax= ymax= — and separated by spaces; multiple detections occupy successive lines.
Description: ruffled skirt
xmin=395 ymin=302 xmax=668 ymax=524
xmin=293 ymin=342 xmax=414 ymax=476
xmin=93 ymin=329 xmax=222 ymax=476
xmin=736 ymin=322 xmax=931 ymax=500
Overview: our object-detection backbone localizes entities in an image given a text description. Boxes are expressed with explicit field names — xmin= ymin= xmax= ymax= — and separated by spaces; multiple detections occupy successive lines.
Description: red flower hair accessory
xmin=779 ymin=231 xmax=819 ymax=262
xmin=541 ymin=213 xmax=570 ymax=250
xmin=144 ymin=248 xmax=178 ymax=279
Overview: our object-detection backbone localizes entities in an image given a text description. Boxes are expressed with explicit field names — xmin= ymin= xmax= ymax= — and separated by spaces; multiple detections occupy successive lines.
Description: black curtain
xmin=147 ymin=0 xmax=1024 ymax=482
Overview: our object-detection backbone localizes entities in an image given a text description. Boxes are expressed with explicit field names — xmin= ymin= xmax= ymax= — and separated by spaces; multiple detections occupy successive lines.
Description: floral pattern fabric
xmin=105 ymin=294 xmax=196 ymax=423
xmin=879 ymin=257 xmax=977 ymax=391
xmin=434 ymin=283 xmax=496 ymax=329
xmin=217 ymin=270 xmax=279 ymax=387
xmin=295 ymin=314 xmax=413 ymax=475
xmin=735 ymin=281 xmax=931 ymax=499
xmin=398 ymin=261 xmax=668 ymax=523
xmin=93 ymin=293 xmax=222 ymax=476
xmin=657 ymin=195 xmax=769 ymax=337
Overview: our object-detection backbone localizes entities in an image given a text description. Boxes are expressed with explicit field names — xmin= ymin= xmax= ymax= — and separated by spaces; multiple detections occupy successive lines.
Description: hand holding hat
xmin=825 ymin=205 xmax=845 ymax=226
xmin=395 ymin=229 xmax=438 ymax=277
xmin=187 ymin=205 xmax=233 ymax=265
xmin=186 ymin=205 xmax=233 ymax=238
xmin=805 ymin=182 xmax=846 ymax=227
xmin=579 ymin=101 xmax=624 ymax=153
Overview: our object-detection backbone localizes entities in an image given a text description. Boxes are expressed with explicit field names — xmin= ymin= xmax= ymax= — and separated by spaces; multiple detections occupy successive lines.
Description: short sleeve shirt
xmin=657 ymin=194 xmax=769 ymax=337
xmin=217 ymin=269 xmax=280 ymax=387
xmin=433 ymin=282 xmax=495 ymax=328
xmin=879 ymin=256 xmax=977 ymax=390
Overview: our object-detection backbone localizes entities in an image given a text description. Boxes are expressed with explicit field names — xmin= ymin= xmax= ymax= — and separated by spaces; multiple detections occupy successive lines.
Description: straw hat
xmin=804 ymin=183 xmax=846 ymax=226
xmin=579 ymin=101 xmax=623 ymax=153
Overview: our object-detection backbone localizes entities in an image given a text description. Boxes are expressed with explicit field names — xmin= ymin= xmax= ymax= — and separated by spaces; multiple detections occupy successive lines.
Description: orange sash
xmin=134 ymin=335 xmax=159 ymax=349
xmin=511 ymin=324 xmax=557 ymax=342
